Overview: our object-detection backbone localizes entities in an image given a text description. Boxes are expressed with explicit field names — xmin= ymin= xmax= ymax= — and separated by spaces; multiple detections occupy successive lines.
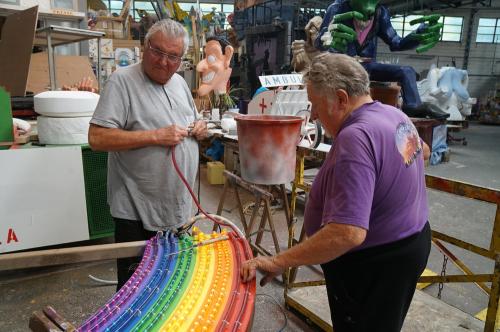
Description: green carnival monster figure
xmin=315 ymin=0 xmax=448 ymax=118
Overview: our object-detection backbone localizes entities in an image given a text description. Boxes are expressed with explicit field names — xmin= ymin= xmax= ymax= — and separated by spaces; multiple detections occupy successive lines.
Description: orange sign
xmin=52 ymin=9 xmax=74 ymax=16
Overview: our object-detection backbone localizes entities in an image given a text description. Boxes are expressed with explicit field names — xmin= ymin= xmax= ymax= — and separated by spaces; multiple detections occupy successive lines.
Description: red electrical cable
xmin=170 ymin=145 xmax=240 ymax=236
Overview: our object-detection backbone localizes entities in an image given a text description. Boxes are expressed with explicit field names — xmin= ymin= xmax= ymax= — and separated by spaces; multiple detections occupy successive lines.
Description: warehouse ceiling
xmin=382 ymin=0 xmax=493 ymax=15
xmin=301 ymin=0 xmax=494 ymax=15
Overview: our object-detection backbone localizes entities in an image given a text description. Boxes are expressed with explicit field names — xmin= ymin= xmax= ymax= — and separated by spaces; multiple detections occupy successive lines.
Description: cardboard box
xmin=207 ymin=161 xmax=225 ymax=185
xmin=27 ymin=53 xmax=98 ymax=94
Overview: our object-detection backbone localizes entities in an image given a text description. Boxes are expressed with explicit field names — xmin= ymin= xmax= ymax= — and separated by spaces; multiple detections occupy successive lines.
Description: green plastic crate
xmin=0 ymin=88 xmax=13 ymax=151
xmin=81 ymin=146 xmax=114 ymax=239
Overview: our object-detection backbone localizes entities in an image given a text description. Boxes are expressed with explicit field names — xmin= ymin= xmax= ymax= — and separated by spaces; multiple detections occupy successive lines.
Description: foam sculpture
xmin=196 ymin=37 xmax=234 ymax=97
xmin=77 ymin=228 xmax=255 ymax=331
xmin=34 ymin=91 xmax=99 ymax=117
xmin=417 ymin=65 xmax=477 ymax=121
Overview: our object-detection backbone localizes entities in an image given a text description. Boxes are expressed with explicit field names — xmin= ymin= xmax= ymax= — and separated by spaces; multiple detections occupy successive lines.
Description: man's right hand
xmin=321 ymin=11 xmax=364 ymax=52
xmin=154 ymin=125 xmax=189 ymax=146
xmin=241 ymin=256 xmax=285 ymax=286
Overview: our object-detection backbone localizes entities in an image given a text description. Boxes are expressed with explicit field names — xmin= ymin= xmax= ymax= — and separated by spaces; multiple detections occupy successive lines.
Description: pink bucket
xmin=235 ymin=115 xmax=302 ymax=185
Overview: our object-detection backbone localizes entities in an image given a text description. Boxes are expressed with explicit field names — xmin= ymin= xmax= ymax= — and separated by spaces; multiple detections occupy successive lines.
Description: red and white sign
xmin=247 ymin=90 xmax=276 ymax=115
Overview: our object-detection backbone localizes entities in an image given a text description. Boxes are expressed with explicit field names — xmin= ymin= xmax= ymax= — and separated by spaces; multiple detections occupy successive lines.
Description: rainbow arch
xmin=78 ymin=229 xmax=255 ymax=331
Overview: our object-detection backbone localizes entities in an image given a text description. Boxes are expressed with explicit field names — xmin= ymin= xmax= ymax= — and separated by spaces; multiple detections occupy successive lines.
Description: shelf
xmin=33 ymin=25 xmax=105 ymax=91
xmin=34 ymin=26 xmax=105 ymax=47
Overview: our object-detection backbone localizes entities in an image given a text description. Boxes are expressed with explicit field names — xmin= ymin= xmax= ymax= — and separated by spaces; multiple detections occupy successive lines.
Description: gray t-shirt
xmin=90 ymin=63 xmax=199 ymax=231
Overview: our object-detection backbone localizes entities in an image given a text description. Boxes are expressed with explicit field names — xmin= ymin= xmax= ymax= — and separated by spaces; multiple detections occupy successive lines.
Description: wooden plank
xmin=0 ymin=241 xmax=146 ymax=271
xmin=29 ymin=311 xmax=61 ymax=332
xmin=0 ymin=6 xmax=38 ymax=96
xmin=43 ymin=306 xmax=76 ymax=332
xmin=112 ymin=38 xmax=140 ymax=49
xmin=416 ymin=268 xmax=437 ymax=290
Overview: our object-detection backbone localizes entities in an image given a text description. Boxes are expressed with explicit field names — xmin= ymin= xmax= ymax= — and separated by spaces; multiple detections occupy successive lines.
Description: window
xmin=177 ymin=2 xmax=235 ymax=29
xmin=109 ymin=0 xmax=125 ymax=16
xmin=476 ymin=18 xmax=500 ymax=43
xmin=99 ymin=1 xmax=236 ymax=27
xmin=390 ymin=15 xmax=422 ymax=38
xmin=441 ymin=16 xmax=463 ymax=42
xmin=199 ymin=3 xmax=222 ymax=14
xmin=178 ymin=2 xmax=195 ymax=12
xmin=132 ymin=0 xmax=156 ymax=21
xmin=0 ymin=0 xmax=20 ymax=5
xmin=390 ymin=15 xmax=463 ymax=42
xmin=221 ymin=4 xmax=234 ymax=29
xmin=52 ymin=0 xmax=77 ymax=10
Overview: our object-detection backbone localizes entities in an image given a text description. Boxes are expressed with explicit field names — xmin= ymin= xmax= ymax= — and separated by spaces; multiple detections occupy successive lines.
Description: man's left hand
xmin=241 ymin=256 xmax=285 ymax=286
xmin=189 ymin=120 xmax=208 ymax=140
xmin=410 ymin=14 xmax=443 ymax=53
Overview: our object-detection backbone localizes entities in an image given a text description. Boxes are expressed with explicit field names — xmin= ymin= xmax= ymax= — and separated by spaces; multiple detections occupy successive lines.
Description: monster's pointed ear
xmin=223 ymin=45 xmax=234 ymax=68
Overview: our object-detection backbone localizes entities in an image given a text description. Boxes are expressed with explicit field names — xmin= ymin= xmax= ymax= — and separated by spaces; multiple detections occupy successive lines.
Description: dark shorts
xmin=321 ymin=222 xmax=431 ymax=332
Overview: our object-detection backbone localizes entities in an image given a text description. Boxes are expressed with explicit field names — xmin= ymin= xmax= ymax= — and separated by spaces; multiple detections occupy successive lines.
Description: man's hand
xmin=321 ymin=11 xmax=364 ymax=52
xmin=240 ymin=256 xmax=285 ymax=286
xmin=189 ymin=120 xmax=208 ymax=140
xmin=154 ymin=125 xmax=188 ymax=146
xmin=410 ymin=14 xmax=443 ymax=53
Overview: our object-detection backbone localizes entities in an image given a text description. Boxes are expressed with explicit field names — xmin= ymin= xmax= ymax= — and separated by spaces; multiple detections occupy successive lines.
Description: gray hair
xmin=304 ymin=53 xmax=370 ymax=98
xmin=144 ymin=19 xmax=189 ymax=55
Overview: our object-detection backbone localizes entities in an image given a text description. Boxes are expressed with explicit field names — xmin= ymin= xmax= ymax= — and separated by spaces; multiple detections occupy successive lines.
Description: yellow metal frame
xmin=286 ymin=146 xmax=500 ymax=332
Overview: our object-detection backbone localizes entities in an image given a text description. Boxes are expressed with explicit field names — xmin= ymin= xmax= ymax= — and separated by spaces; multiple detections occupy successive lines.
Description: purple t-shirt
xmin=304 ymin=101 xmax=428 ymax=251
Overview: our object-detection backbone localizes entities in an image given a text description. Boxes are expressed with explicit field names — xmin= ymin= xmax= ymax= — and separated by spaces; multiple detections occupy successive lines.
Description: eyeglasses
xmin=148 ymin=43 xmax=183 ymax=64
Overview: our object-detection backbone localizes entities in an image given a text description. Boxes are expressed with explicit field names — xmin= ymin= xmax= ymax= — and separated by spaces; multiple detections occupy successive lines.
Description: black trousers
xmin=321 ymin=222 xmax=431 ymax=332
xmin=114 ymin=218 xmax=157 ymax=292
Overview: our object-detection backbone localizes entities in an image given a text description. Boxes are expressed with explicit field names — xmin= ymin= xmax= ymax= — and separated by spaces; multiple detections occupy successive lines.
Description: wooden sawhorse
xmin=216 ymin=170 xmax=292 ymax=259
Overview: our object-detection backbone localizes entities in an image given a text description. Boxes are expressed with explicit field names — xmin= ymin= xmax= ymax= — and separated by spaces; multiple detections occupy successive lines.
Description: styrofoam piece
xmin=221 ymin=117 xmax=237 ymax=134
xmin=34 ymin=91 xmax=99 ymax=117
xmin=37 ymin=116 xmax=91 ymax=145
xmin=13 ymin=118 xmax=31 ymax=134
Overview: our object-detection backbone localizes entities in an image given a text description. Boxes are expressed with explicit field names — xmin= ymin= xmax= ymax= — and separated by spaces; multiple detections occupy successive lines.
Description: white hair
xmin=144 ymin=19 xmax=189 ymax=55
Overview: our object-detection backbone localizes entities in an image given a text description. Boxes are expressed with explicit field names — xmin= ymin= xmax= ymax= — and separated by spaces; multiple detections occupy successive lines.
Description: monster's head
xmin=350 ymin=0 xmax=379 ymax=20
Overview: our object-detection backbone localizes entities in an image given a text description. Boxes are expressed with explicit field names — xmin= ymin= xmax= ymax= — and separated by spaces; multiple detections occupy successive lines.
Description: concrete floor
xmin=1 ymin=121 xmax=499 ymax=331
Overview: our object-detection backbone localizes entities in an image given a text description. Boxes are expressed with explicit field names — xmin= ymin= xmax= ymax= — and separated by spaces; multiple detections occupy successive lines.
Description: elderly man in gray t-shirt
xmin=89 ymin=19 xmax=208 ymax=290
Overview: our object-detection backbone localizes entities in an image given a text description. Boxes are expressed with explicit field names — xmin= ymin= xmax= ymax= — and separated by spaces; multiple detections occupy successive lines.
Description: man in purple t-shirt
xmin=241 ymin=53 xmax=431 ymax=331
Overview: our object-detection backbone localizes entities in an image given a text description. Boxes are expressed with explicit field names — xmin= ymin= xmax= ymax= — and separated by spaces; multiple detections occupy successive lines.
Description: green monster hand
xmin=409 ymin=14 xmax=443 ymax=53
xmin=321 ymin=11 xmax=365 ymax=52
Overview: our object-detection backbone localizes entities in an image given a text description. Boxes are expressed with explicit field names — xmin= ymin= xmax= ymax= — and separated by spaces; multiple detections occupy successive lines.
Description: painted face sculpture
xmin=196 ymin=38 xmax=234 ymax=96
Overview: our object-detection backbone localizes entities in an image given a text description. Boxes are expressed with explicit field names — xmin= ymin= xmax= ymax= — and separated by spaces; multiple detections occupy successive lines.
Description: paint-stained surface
xmin=236 ymin=115 xmax=302 ymax=185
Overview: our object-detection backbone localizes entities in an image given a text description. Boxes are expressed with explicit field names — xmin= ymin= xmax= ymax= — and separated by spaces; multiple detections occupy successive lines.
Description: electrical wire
xmin=256 ymin=293 xmax=288 ymax=332
xmin=88 ymin=274 xmax=118 ymax=285
xmin=197 ymin=142 xmax=202 ymax=215
xmin=170 ymin=145 xmax=242 ymax=237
